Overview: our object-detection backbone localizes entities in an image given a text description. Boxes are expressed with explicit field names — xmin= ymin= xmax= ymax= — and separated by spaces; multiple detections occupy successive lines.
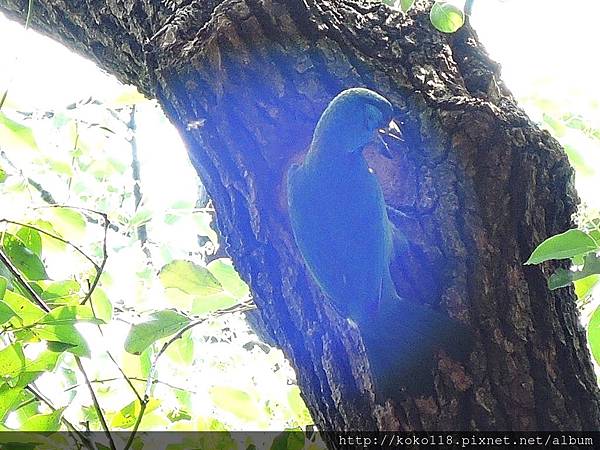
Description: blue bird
xmin=287 ymin=88 xmax=471 ymax=399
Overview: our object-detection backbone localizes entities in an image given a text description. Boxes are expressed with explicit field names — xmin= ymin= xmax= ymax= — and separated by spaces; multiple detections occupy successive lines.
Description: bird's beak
xmin=375 ymin=119 xmax=403 ymax=159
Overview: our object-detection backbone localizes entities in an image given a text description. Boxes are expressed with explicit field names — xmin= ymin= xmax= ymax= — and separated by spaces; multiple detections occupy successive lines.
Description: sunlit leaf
xmin=129 ymin=207 xmax=153 ymax=227
xmin=165 ymin=330 xmax=194 ymax=365
xmin=0 ymin=342 xmax=25 ymax=380
xmin=33 ymin=325 xmax=91 ymax=357
xmin=548 ymin=253 xmax=600 ymax=290
xmin=3 ymin=290 xmax=46 ymax=326
xmin=20 ymin=407 xmax=65 ymax=432
xmin=0 ymin=112 xmax=38 ymax=151
xmin=588 ymin=305 xmax=600 ymax=366
xmin=564 ymin=144 xmax=595 ymax=177
xmin=44 ymin=157 xmax=74 ymax=177
xmin=41 ymin=280 xmax=81 ymax=305
xmin=210 ymin=386 xmax=260 ymax=422
xmin=574 ymin=274 xmax=599 ymax=300
xmin=271 ymin=431 xmax=306 ymax=450
xmin=192 ymin=292 xmax=238 ymax=315
xmin=110 ymin=399 xmax=160 ymax=429
xmin=0 ymin=301 xmax=16 ymax=325
xmin=90 ymin=288 xmax=113 ymax=323
xmin=107 ymin=86 xmax=148 ymax=106
xmin=0 ymin=383 xmax=22 ymax=421
xmin=38 ymin=305 xmax=105 ymax=326
xmin=381 ymin=0 xmax=411 ymax=9
xmin=2 ymin=233 xmax=48 ymax=281
xmin=159 ymin=260 xmax=222 ymax=297
xmin=430 ymin=1 xmax=464 ymax=33
xmin=16 ymin=227 xmax=42 ymax=257
xmin=32 ymin=220 xmax=67 ymax=253
xmin=207 ymin=258 xmax=250 ymax=299
xmin=400 ymin=0 xmax=415 ymax=12
xmin=287 ymin=386 xmax=311 ymax=424
xmin=45 ymin=208 xmax=87 ymax=240
xmin=525 ymin=229 xmax=598 ymax=265
xmin=124 ymin=309 xmax=191 ymax=355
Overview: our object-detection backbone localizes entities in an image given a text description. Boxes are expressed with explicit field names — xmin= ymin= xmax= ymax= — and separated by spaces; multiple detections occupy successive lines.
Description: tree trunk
xmin=2 ymin=0 xmax=599 ymax=435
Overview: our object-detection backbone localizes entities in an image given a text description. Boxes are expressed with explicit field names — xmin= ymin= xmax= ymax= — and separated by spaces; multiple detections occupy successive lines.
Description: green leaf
xmin=287 ymin=386 xmax=311 ymax=424
xmin=38 ymin=305 xmax=105 ymax=326
xmin=32 ymin=220 xmax=67 ymax=253
xmin=48 ymin=208 xmax=87 ymax=240
xmin=129 ymin=208 xmax=153 ymax=228
xmin=124 ymin=310 xmax=191 ymax=355
xmin=20 ymin=407 xmax=65 ymax=432
xmin=34 ymin=325 xmax=91 ymax=357
xmin=90 ymin=288 xmax=113 ymax=323
xmin=0 ymin=112 xmax=38 ymax=151
xmin=2 ymin=233 xmax=48 ymax=281
xmin=165 ymin=331 xmax=194 ymax=365
xmin=110 ymin=399 xmax=160 ymax=429
xmin=207 ymin=258 xmax=250 ymax=299
xmin=400 ymin=0 xmax=414 ymax=12
xmin=525 ymin=229 xmax=598 ymax=265
xmin=13 ymin=350 xmax=63 ymax=388
xmin=0 ymin=301 xmax=16 ymax=325
xmin=41 ymin=280 xmax=81 ymax=305
xmin=271 ymin=432 xmax=306 ymax=450
xmin=191 ymin=292 xmax=238 ymax=315
xmin=3 ymin=290 xmax=46 ymax=326
xmin=588 ymin=305 xmax=600 ymax=366
xmin=0 ymin=277 xmax=6 ymax=299
xmin=574 ymin=274 xmax=599 ymax=300
xmin=430 ymin=1 xmax=464 ymax=33
xmin=16 ymin=227 xmax=42 ymax=257
xmin=159 ymin=260 xmax=223 ymax=297
xmin=21 ymin=349 xmax=62 ymax=374
xmin=0 ymin=383 xmax=22 ymax=421
xmin=0 ymin=165 xmax=6 ymax=183
xmin=0 ymin=343 xmax=26 ymax=380
xmin=547 ymin=253 xmax=600 ymax=290
xmin=210 ymin=386 xmax=260 ymax=422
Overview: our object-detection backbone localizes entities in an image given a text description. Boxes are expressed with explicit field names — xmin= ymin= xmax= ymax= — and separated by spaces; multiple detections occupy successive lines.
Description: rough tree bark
xmin=1 ymin=0 xmax=599 ymax=435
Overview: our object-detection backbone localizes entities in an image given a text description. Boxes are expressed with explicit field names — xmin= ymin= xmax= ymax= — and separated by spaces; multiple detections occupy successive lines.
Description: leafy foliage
xmin=380 ymin=0 xmax=465 ymax=32
xmin=0 ymin=81 xmax=313 ymax=447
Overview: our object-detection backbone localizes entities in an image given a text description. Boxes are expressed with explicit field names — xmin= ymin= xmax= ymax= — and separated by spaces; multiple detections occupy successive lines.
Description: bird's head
xmin=309 ymin=88 xmax=401 ymax=161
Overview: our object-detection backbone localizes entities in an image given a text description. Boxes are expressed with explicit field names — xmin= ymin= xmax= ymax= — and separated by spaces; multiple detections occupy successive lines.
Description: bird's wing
xmin=288 ymin=163 xmax=388 ymax=321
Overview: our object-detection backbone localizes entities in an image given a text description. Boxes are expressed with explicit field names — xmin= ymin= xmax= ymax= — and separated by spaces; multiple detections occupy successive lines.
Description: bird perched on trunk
xmin=287 ymin=88 xmax=471 ymax=400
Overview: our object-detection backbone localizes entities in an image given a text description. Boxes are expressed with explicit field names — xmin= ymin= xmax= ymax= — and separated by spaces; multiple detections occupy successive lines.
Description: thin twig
xmin=64 ymin=376 xmax=195 ymax=394
xmin=147 ymin=298 xmax=256 ymax=392
xmin=75 ymin=356 xmax=116 ymax=450
xmin=128 ymin=105 xmax=151 ymax=260
xmin=0 ymin=151 xmax=57 ymax=203
xmin=123 ymin=396 xmax=147 ymax=450
xmin=30 ymin=205 xmax=111 ymax=306
xmin=0 ymin=247 xmax=50 ymax=312
xmin=81 ymin=210 xmax=109 ymax=306
xmin=105 ymin=350 xmax=143 ymax=403
xmin=0 ymin=219 xmax=100 ymax=271
xmin=25 ymin=386 xmax=95 ymax=450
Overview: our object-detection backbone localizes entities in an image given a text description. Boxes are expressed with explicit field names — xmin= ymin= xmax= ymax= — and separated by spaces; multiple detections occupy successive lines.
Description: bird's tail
xmin=361 ymin=278 xmax=472 ymax=400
